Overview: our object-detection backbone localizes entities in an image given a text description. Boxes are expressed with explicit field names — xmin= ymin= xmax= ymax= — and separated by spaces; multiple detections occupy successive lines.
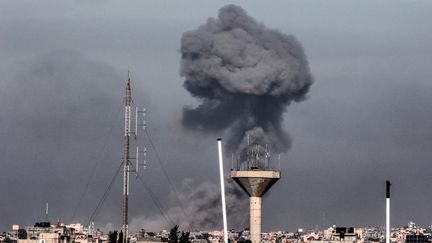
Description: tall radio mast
xmin=121 ymin=72 xmax=146 ymax=243
xmin=122 ymin=74 xmax=132 ymax=243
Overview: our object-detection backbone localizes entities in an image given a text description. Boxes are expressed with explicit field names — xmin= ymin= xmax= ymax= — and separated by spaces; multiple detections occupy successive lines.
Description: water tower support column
xmin=250 ymin=196 xmax=262 ymax=243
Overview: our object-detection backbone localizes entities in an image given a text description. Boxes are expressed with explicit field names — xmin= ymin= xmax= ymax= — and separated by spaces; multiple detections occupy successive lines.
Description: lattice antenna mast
xmin=121 ymin=72 xmax=147 ymax=243
xmin=122 ymin=75 xmax=132 ymax=243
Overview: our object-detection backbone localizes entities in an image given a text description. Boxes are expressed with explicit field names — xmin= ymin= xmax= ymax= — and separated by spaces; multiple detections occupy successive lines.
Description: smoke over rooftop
xmin=180 ymin=4 xmax=313 ymax=159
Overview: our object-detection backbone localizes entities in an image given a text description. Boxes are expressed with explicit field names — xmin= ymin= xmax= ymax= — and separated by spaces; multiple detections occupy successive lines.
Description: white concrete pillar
xmin=250 ymin=196 xmax=262 ymax=243
xmin=386 ymin=198 xmax=390 ymax=243
xmin=386 ymin=180 xmax=391 ymax=243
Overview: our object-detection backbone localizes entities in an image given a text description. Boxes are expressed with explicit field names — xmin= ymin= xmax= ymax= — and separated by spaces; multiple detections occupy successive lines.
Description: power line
xmin=144 ymin=129 xmax=191 ymax=228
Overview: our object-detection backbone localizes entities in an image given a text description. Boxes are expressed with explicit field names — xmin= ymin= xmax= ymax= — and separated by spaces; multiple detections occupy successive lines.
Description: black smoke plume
xmin=181 ymin=5 xmax=313 ymax=157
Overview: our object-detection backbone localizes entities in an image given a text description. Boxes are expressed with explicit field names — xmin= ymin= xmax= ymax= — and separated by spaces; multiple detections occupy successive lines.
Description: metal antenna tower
xmin=121 ymin=72 xmax=147 ymax=243
xmin=122 ymin=75 xmax=132 ymax=243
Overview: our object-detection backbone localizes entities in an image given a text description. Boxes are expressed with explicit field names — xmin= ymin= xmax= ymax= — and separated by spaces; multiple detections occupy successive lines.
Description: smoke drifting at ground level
xmin=130 ymin=178 xmax=248 ymax=232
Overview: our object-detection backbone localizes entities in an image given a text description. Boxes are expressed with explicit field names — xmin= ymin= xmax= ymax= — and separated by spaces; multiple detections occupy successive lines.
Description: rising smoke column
xmin=181 ymin=5 xmax=313 ymax=156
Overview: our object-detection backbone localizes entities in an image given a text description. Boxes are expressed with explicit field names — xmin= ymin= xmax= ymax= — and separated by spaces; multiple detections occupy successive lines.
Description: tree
xmin=118 ymin=231 xmax=123 ymax=243
xmin=108 ymin=231 xmax=118 ymax=243
xmin=4 ymin=237 xmax=13 ymax=243
xmin=169 ymin=225 xmax=179 ymax=243
xmin=179 ymin=231 xmax=191 ymax=243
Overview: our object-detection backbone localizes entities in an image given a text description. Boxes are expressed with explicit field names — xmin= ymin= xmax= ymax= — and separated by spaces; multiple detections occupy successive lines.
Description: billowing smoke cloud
xmin=180 ymin=5 xmax=313 ymax=158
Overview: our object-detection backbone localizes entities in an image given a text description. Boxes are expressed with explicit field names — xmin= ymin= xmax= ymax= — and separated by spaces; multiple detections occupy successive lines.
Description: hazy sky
xmin=1 ymin=0 xmax=431 ymax=233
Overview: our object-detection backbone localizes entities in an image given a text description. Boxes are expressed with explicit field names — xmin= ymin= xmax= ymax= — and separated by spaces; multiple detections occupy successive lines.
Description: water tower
xmin=231 ymin=143 xmax=280 ymax=243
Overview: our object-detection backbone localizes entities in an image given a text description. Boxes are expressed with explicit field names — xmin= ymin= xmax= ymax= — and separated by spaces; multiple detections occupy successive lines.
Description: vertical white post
xmin=218 ymin=139 xmax=228 ymax=243
xmin=127 ymin=163 xmax=130 ymax=195
xmin=136 ymin=146 xmax=139 ymax=173
xmin=143 ymin=108 xmax=146 ymax=130
xmin=278 ymin=154 xmax=281 ymax=170
xmin=386 ymin=180 xmax=391 ymax=243
xmin=46 ymin=202 xmax=49 ymax=221
xmin=135 ymin=107 xmax=138 ymax=138
xmin=386 ymin=198 xmax=390 ymax=243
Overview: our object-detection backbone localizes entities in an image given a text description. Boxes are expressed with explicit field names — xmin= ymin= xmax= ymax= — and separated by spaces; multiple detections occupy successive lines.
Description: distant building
xmin=306 ymin=226 xmax=363 ymax=243
xmin=7 ymin=221 xmax=103 ymax=243
xmin=405 ymin=234 xmax=430 ymax=243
